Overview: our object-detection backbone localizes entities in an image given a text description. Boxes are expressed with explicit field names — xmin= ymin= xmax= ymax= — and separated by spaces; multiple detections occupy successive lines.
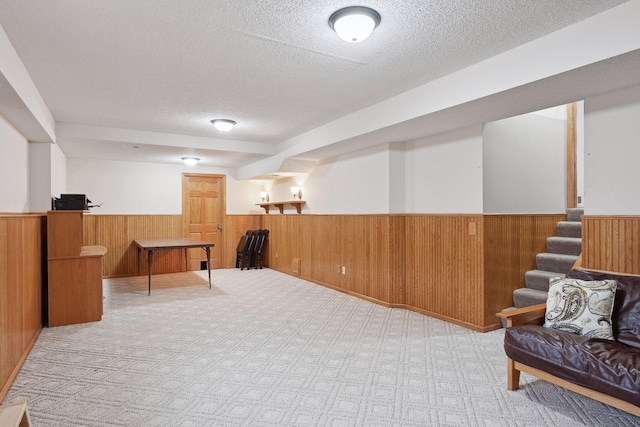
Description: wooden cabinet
xmin=47 ymin=211 xmax=107 ymax=327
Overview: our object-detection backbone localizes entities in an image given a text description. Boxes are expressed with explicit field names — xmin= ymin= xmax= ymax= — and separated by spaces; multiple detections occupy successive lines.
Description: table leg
xmin=184 ymin=248 xmax=188 ymax=272
xmin=205 ymin=246 xmax=211 ymax=289
xmin=147 ymin=249 xmax=154 ymax=295
xmin=137 ymin=247 xmax=141 ymax=275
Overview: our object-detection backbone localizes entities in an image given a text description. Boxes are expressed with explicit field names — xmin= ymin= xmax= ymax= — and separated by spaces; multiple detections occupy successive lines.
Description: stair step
xmin=513 ymin=288 xmax=549 ymax=308
xmin=525 ymin=270 xmax=565 ymax=292
xmin=557 ymin=221 xmax=582 ymax=238
xmin=536 ymin=253 xmax=578 ymax=274
xmin=546 ymin=236 xmax=582 ymax=255
xmin=566 ymin=208 xmax=584 ymax=222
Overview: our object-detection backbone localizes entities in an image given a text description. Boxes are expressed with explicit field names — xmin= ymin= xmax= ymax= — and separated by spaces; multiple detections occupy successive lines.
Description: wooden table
xmin=134 ymin=238 xmax=215 ymax=295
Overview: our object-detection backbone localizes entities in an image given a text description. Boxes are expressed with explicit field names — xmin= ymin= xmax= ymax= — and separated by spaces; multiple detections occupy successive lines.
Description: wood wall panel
xmin=224 ymin=215 xmax=263 ymax=268
xmin=263 ymin=215 xmax=395 ymax=305
xmin=261 ymin=215 xmax=306 ymax=276
xmin=388 ymin=215 xmax=406 ymax=305
xmin=483 ymin=214 xmax=564 ymax=327
xmin=83 ymin=215 xmax=182 ymax=277
xmin=0 ymin=215 xmax=45 ymax=401
xmin=299 ymin=215 xmax=313 ymax=279
xmin=341 ymin=216 xmax=369 ymax=294
xmin=583 ymin=216 xmax=640 ymax=274
xmin=405 ymin=215 xmax=485 ymax=328
xmin=309 ymin=216 xmax=341 ymax=287
xmin=363 ymin=216 xmax=391 ymax=302
xmin=262 ymin=213 xmax=559 ymax=331
xmin=76 ymin=212 xmax=563 ymax=332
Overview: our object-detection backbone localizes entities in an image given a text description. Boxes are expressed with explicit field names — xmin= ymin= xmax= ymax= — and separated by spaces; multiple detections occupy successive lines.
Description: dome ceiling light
xmin=211 ymin=119 xmax=237 ymax=132
xmin=329 ymin=6 xmax=381 ymax=43
xmin=181 ymin=157 xmax=200 ymax=166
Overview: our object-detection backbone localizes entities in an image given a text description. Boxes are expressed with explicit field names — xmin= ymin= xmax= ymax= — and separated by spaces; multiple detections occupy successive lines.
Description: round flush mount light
xmin=210 ymin=119 xmax=237 ymax=132
xmin=181 ymin=157 xmax=200 ymax=166
xmin=329 ymin=6 xmax=381 ymax=43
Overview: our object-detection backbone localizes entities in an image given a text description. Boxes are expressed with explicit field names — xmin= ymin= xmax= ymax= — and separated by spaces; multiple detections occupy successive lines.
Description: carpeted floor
xmin=4 ymin=269 xmax=639 ymax=426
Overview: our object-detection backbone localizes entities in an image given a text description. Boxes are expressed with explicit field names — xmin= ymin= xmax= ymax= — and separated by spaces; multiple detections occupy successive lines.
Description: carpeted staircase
xmin=506 ymin=208 xmax=583 ymax=313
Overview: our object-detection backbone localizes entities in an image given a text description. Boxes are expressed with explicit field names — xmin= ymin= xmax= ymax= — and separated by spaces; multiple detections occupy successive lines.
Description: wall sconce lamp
xmin=291 ymin=186 xmax=302 ymax=199
xmin=181 ymin=157 xmax=200 ymax=166
xmin=260 ymin=191 xmax=269 ymax=202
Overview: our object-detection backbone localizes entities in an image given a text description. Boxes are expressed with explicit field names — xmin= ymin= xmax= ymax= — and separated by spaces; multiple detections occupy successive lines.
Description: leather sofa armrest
xmin=496 ymin=303 xmax=546 ymax=328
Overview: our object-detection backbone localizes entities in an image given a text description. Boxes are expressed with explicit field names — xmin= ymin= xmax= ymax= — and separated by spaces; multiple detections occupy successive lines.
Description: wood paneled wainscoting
xmin=83 ymin=215 xmax=183 ymax=277
xmin=80 ymin=213 xmax=564 ymax=331
xmin=404 ymin=215 xmax=485 ymax=328
xmin=83 ymin=214 xmax=268 ymax=276
xmin=262 ymin=213 xmax=564 ymax=332
xmin=0 ymin=214 xmax=46 ymax=401
xmin=224 ymin=215 xmax=263 ymax=268
xmin=483 ymin=214 xmax=565 ymax=327
xmin=582 ymin=215 xmax=640 ymax=274
xmin=262 ymin=215 xmax=405 ymax=306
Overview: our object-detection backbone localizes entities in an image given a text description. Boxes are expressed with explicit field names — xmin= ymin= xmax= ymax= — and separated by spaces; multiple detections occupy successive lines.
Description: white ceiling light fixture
xmin=211 ymin=119 xmax=237 ymax=132
xmin=329 ymin=6 xmax=381 ymax=43
xmin=181 ymin=157 xmax=200 ymax=166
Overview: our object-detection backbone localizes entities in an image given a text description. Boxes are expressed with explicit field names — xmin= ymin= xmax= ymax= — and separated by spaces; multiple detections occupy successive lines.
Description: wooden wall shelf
xmin=257 ymin=200 xmax=306 ymax=214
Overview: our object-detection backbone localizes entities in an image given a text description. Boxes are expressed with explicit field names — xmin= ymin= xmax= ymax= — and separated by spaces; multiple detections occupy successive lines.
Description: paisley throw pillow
xmin=543 ymin=277 xmax=617 ymax=340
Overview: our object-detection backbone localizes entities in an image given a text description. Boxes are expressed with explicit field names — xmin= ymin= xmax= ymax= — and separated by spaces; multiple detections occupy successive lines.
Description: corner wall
xmin=582 ymin=84 xmax=640 ymax=274
xmin=483 ymin=112 xmax=566 ymax=213
xmin=0 ymin=115 xmax=29 ymax=212
xmin=584 ymin=85 xmax=640 ymax=215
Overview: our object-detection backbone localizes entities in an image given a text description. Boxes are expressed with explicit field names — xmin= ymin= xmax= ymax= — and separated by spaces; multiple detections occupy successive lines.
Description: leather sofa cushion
xmin=568 ymin=269 xmax=640 ymax=350
xmin=505 ymin=325 xmax=640 ymax=407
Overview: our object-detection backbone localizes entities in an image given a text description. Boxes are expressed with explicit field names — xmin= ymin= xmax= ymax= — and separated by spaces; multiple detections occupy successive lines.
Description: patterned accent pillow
xmin=543 ymin=277 xmax=617 ymax=340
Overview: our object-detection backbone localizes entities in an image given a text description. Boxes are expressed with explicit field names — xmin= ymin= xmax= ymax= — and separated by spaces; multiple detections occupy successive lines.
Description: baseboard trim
xmin=268 ymin=267 xmax=498 ymax=332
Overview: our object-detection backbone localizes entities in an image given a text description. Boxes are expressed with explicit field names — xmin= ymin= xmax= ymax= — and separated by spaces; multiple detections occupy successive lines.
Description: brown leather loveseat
xmin=498 ymin=269 xmax=640 ymax=416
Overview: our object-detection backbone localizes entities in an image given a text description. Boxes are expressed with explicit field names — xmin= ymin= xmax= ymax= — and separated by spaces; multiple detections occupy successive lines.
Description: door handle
xmin=217 ymin=223 xmax=223 ymax=230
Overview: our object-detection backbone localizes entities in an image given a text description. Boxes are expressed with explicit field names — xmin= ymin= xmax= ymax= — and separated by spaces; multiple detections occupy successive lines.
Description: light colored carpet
xmin=4 ymin=269 xmax=639 ymax=426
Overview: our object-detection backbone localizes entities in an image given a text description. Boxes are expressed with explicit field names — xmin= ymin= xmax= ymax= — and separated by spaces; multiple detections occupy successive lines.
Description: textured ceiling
xmin=0 ymin=0 xmax=631 ymax=171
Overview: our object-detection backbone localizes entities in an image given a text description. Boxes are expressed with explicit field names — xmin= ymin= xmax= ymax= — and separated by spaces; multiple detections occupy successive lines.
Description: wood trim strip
xmin=566 ymin=102 xmax=578 ymax=208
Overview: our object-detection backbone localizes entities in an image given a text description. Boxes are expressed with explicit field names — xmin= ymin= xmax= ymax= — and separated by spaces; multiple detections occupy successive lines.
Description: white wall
xmin=405 ymin=125 xmax=484 ymax=214
xmin=66 ymin=158 xmax=262 ymax=214
xmin=29 ymin=142 xmax=68 ymax=212
xmin=584 ymin=85 xmax=640 ymax=215
xmin=50 ymin=143 xmax=67 ymax=197
xmin=28 ymin=142 xmax=52 ymax=212
xmin=388 ymin=142 xmax=406 ymax=214
xmin=280 ymin=144 xmax=390 ymax=214
xmin=0 ymin=114 xmax=29 ymax=212
xmin=483 ymin=114 xmax=566 ymax=213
